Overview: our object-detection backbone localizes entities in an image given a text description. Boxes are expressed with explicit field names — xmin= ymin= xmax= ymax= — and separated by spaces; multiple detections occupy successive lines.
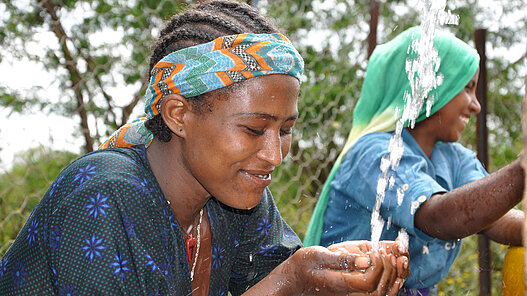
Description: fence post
xmin=522 ymin=38 xmax=527 ymax=292
xmin=474 ymin=28 xmax=491 ymax=296
xmin=368 ymin=0 xmax=379 ymax=59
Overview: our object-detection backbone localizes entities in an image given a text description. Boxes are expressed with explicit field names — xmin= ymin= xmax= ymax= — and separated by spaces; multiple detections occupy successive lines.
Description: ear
xmin=160 ymin=94 xmax=192 ymax=139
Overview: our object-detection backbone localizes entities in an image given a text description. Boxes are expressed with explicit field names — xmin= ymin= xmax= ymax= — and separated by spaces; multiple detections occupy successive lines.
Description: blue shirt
xmin=0 ymin=145 xmax=301 ymax=295
xmin=320 ymin=129 xmax=487 ymax=289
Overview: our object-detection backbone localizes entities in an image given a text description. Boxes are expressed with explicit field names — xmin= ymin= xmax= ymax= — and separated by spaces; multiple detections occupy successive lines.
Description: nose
xmin=258 ymin=132 xmax=284 ymax=167
xmin=470 ymin=95 xmax=481 ymax=115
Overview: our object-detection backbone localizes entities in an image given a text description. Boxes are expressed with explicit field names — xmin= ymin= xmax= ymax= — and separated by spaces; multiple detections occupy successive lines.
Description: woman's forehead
xmin=205 ymin=75 xmax=299 ymax=116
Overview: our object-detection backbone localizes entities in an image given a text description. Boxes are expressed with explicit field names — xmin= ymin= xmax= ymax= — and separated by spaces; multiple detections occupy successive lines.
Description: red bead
xmin=186 ymin=233 xmax=197 ymax=265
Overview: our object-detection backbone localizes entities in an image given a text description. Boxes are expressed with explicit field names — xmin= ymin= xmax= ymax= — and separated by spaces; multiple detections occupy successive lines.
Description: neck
xmin=146 ymin=138 xmax=210 ymax=229
xmin=407 ymin=127 xmax=435 ymax=158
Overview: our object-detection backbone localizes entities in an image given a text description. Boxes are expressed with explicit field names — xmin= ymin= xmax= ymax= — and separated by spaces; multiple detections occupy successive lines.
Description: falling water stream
xmin=370 ymin=0 xmax=460 ymax=250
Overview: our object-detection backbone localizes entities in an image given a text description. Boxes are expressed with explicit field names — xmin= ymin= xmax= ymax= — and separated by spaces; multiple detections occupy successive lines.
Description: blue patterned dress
xmin=0 ymin=145 xmax=302 ymax=295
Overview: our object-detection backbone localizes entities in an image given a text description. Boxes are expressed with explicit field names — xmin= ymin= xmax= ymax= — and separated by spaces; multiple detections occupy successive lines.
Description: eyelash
xmin=246 ymin=127 xmax=264 ymax=136
xmin=245 ymin=127 xmax=293 ymax=136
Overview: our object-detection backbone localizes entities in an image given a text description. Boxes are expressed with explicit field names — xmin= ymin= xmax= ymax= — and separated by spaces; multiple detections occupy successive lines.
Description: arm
xmin=415 ymin=159 xmax=524 ymax=241
xmin=480 ymin=209 xmax=524 ymax=245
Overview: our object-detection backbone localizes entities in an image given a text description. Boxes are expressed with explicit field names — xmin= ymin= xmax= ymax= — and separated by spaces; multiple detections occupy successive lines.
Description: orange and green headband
xmin=99 ymin=33 xmax=304 ymax=149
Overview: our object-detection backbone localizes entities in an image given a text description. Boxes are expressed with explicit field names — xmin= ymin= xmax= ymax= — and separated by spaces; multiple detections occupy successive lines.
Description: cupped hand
xmin=327 ymin=240 xmax=409 ymax=296
xmin=273 ymin=240 xmax=408 ymax=296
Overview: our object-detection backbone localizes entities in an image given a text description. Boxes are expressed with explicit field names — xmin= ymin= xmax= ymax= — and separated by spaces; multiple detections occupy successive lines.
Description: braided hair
xmin=145 ymin=0 xmax=281 ymax=142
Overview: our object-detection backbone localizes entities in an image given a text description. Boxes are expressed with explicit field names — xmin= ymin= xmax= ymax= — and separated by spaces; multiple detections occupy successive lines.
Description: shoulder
xmin=355 ymin=132 xmax=392 ymax=150
xmin=45 ymin=145 xmax=154 ymax=203
xmin=435 ymin=142 xmax=477 ymax=161
xmin=60 ymin=145 xmax=148 ymax=180
xmin=349 ymin=132 xmax=391 ymax=156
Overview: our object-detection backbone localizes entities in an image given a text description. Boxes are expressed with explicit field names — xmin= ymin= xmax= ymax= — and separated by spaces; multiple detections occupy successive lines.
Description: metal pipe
xmin=475 ymin=28 xmax=491 ymax=296
xmin=522 ymin=37 xmax=527 ymax=292
xmin=368 ymin=0 xmax=379 ymax=59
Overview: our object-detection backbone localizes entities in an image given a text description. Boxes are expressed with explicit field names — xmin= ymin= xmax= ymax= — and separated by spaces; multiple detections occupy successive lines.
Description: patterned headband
xmin=99 ymin=33 xmax=304 ymax=149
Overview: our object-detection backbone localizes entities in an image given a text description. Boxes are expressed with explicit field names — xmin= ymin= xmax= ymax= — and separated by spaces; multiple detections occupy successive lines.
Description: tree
xmin=0 ymin=0 xmax=190 ymax=153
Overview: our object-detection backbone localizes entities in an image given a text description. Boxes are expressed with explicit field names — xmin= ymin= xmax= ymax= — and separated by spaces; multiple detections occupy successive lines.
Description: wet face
xmin=183 ymin=74 xmax=300 ymax=209
xmin=425 ymin=68 xmax=481 ymax=143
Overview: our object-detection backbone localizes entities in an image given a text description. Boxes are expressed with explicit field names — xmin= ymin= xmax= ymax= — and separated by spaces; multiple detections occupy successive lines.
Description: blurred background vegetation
xmin=0 ymin=0 xmax=525 ymax=294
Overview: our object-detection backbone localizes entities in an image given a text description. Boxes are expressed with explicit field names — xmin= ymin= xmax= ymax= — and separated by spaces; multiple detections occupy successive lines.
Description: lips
xmin=460 ymin=116 xmax=470 ymax=125
xmin=240 ymin=170 xmax=272 ymax=187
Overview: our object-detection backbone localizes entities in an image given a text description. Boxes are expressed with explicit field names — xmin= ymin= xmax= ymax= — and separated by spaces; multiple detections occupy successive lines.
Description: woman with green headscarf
xmin=304 ymin=26 xmax=524 ymax=294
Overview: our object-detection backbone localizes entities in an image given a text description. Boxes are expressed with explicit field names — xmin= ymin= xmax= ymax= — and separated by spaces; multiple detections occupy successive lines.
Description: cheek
xmin=281 ymin=136 xmax=292 ymax=157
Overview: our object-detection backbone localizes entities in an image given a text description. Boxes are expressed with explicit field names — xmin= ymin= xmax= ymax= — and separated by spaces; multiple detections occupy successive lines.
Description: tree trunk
xmin=40 ymin=0 xmax=94 ymax=153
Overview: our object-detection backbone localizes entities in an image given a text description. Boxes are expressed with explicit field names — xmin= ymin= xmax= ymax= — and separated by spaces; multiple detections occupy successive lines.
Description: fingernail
xmin=355 ymin=256 xmax=370 ymax=269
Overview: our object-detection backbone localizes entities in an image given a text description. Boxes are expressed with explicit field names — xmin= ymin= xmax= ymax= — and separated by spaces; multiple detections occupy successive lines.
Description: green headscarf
xmin=303 ymin=26 xmax=480 ymax=247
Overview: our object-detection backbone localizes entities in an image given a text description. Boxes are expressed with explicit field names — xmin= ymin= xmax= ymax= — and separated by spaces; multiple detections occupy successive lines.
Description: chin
xmin=218 ymin=191 xmax=263 ymax=210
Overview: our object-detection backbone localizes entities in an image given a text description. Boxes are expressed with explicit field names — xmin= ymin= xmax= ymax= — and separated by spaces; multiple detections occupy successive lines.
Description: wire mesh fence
xmin=0 ymin=0 xmax=525 ymax=294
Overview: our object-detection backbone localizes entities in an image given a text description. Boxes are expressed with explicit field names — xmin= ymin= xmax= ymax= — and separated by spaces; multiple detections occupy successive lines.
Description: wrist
xmin=242 ymin=261 xmax=298 ymax=296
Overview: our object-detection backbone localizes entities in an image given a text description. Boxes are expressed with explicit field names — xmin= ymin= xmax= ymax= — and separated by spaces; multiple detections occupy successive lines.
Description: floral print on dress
xmin=81 ymin=234 xmax=107 ymax=262
xmin=47 ymin=174 xmax=64 ymax=199
xmin=258 ymin=244 xmax=278 ymax=257
xmin=211 ymin=245 xmax=225 ymax=270
xmin=111 ymin=251 xmax=131 ymax=281
xmin=11 ymin=259 xmax=27 ymax=289
xmin=256 ymin=217 xmax=272 ymax=236
xmin=85 ymin=192 xmax=111 ymax=220
xmin=49 ymin=225 xmax=61 ymax=252
xmin=130 ymin=176 xmax=152 ymax=196
xmin=145 ymin=253 xmax=158 ymax=273
xmin=26 ymin=218 xmax=39 ymax=246
xmin=0 ymin=257 xmax=8 ymax=279
xmin=73 ymin=163 xmax=97 ymax=185
xmin=123 ymin=212 xmax=137 ymax=240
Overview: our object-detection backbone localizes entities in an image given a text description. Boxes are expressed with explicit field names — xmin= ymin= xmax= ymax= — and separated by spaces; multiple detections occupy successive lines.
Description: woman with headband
xmin=0 ymin=1 xmax=409 ymax=295
xmin=304 ymin=26 xmax=524 ymax=295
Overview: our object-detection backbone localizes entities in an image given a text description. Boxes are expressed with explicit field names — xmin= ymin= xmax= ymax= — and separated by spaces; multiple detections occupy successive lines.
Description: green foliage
xmin=438 ymin=236 xmax=507 ymax=295
xmin=0 ymin=147 xmax=78 ymax=255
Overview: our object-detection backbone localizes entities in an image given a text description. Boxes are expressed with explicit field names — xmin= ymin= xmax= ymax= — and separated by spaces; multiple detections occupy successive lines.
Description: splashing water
xmin=371 ymin=0 xmax=459 ymax=250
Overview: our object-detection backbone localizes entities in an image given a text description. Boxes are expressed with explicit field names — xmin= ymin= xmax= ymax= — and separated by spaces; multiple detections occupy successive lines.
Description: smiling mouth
xmin=241 ymin=170 xmax=272 ymax=185
xmin=250 ymin=172 xmax=271 ymax=180
xmin=460 ymin=116 xmax=470 ymax=125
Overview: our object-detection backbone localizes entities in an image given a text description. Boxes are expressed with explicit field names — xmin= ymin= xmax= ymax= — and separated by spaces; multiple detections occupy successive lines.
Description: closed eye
xmin=465 ymin=81 xmax=476 ymax=91
xmin=280 ymin=127 xmax=293 ymax=135
xmin=246 ymin=127 xmax=264 ymax=136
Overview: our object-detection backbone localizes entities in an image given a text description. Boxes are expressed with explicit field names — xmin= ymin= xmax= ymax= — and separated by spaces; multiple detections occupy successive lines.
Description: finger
xmin=310 ymin=264 xmax=381 ymax=294
xmin=358 ymin=241 xmax=372 ymax=253
xmin=375 ymin=253 xmax=397 ymax=296
xmin=306 ymin=246 xmax=369 ymax=271
xmin=387 ymin=278 xmax=405 ymax=296
xmin=314 ymin=252 xmax=384 ymax=293
xmin=328 ymin=241 xmax=371 ymax=256
xmin=396 ymin=256 xmax=410 ymax=279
